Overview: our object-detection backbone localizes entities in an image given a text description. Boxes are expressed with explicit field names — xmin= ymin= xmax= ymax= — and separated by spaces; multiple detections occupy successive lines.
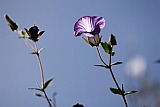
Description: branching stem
xmin=96 ymin=46 xmax=128 ymax=107
xmin=34 ymin=42 xmax=52 ymax=107
xmin=21 ymin=38 xmax=52 ymax=107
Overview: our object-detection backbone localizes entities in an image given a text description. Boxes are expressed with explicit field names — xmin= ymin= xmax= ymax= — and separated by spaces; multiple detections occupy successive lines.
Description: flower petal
xmin=74 ymin=16 xmax=105 ymax=37
xmin=74 ymin=16 xmax=91 ymax=36
xmin=92 ymin=16 xmax=105 ymax=29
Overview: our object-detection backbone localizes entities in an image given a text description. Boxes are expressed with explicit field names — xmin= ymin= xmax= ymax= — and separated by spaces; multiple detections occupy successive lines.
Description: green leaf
xmin=101 ymin=42 xmax=112 ymax=54
xmin=111 ymin=62 xmax=123 ymax=66
xmin=28 ymin=87 xmax=42 ymax=91
xmin=110 ymin=88 xmax=124 ymax=95
xmin=124 ymin=91 xmax=137 ymax=96
xmin=94 ymin=64 xmax=109 ymax=69
xmin=109 ymin=34 xmax=117 ymax=46
xmin=43 ymin=78 xmax=54 ymax=90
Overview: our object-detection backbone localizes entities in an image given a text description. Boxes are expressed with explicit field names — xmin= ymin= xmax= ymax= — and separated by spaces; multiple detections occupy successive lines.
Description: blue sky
xmin=0 ymin=0 xmax=160 ymax=107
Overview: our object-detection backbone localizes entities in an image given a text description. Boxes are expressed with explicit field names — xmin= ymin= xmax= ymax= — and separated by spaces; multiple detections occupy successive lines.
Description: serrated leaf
xmin=101 ymin=42 xmax=112 ymax=54
xmin=111 ymin=62 xmax=123 ymax=66
xmin=43 ymin=78 xmax=54 ymax=90
xmin=124 ymin=91 xmax=137 ymax=96
xmin=94 ymin=64 xmax=109 ymax=69
xmin=110 ymin=88 xmax=124 ymax=95
xmin=28 ymin=87 xmax=42 ymax=91
xmin=109 ymin=34 xmax=117 ymax=46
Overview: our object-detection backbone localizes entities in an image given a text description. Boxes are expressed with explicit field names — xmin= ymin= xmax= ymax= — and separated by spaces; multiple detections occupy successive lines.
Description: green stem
xmin=96 ymin=46 xmax=128 ymax=107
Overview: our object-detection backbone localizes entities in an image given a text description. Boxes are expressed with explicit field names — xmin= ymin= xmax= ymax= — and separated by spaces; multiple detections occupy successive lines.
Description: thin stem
xmin=23 ymin=38 xmax=35 ymax=52
xmin=34 ymin=42 xmax=45 ymax=87
xmin=36 ymin=53 xmax=52 ymax=107
xmin=96 ymin=46 xmax=128 ymax=107
xmin=17 ymin=31 xmax=52 ymax=107
xmin=43 ymin=90 xmax=52 ymax=107
xmin=34 ymin=42 xmax=39 ymax=52
xmin=17 ymin=31 xmax=35 ymax=52
xmin=108 ymin=48 xmax=121 ymax=91
xmin=96 ymin=47 xmax=108 ymax=66
xmin=108 ymin=50 xmax=128 ymax=107
xmin=36 ymin=52 xmax=45 ymax=88
xmin=109 ymin=60 xmax=128 ymax=107
xmin=34 ymin=42 xmax=52 ymax=107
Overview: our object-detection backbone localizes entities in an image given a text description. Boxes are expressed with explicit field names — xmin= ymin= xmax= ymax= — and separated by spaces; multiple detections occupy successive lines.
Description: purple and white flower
xmin=74 ymin=16 xmax=105 ymax=46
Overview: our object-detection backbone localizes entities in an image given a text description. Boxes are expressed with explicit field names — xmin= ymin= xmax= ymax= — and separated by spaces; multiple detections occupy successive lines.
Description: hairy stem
xmin=96 ymin=46 xmax=128 ymax=107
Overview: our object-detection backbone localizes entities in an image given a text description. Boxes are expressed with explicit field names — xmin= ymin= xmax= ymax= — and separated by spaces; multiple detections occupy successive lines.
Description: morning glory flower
xmin=74 ymin=16 xmax=105 ymax=46
xmin=25 ymin=24 xmax=45 ymax=42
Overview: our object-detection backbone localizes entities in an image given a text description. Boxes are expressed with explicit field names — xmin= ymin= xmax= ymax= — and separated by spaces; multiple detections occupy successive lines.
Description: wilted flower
xmin=25 ymin=24 xmax=45 ymax=42
xmin=74 ymin=16 xmax=105 ymax=46
xmin=4 ymin=14 xmax=18 ymax=32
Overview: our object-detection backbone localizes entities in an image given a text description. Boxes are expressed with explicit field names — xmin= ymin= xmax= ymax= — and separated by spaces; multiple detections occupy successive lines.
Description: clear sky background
xmin=0 ymin=0 xmax=160 ymax=107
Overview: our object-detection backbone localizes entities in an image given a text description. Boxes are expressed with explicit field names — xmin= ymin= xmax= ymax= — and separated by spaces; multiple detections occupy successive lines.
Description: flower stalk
xmin=36 ymin=54 xmax=52 ymax=107
xmin=74 ymin=15 xmax=131 ymax=106
xmin=23 ymin=40 xmax=53 ymax=107
xmin=34 ymin=42 xmax=45 ymax=88
xmin=96 ymin=46 xmax=128 ymax=107
xmin=21 ymin=38 xmax=53 ymax=107
xmin=28 ymin=41 xmax=52 ymax=107
xmin=12 ymin=24 xmax=52 ymax=107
